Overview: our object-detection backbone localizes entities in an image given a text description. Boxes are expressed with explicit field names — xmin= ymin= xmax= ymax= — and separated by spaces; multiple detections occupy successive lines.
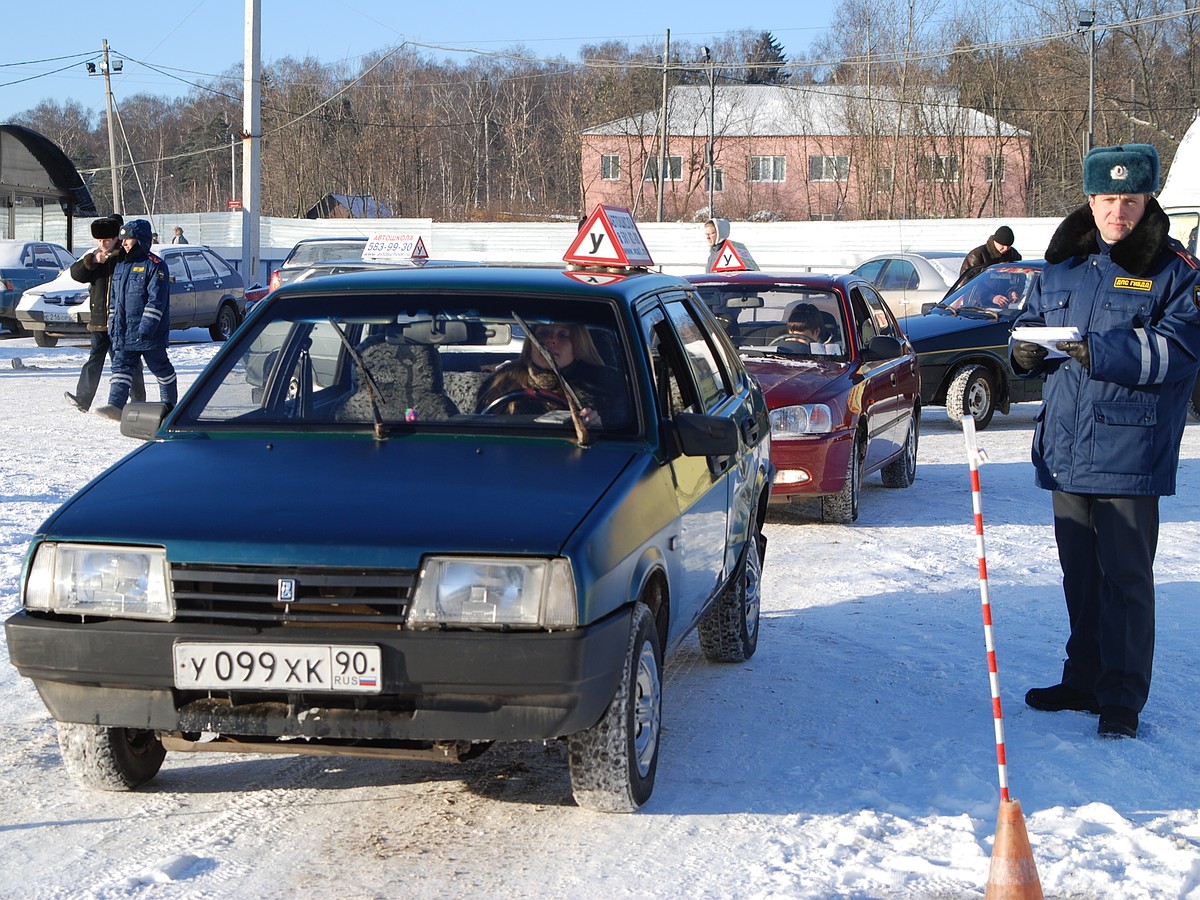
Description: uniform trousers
xmin=74 ymin=331 xmax=146 ymax=409
xmin=109 ymin=346 xmax=177 ymax=408
xmin=1052 ymin=490 xmax=1159 ymax=712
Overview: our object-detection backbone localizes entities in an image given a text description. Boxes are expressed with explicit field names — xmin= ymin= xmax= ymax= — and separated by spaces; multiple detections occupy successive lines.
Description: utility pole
xmin=702 ymin=47 xmax=716 ymax=217
xmin=242 ymin=0 xmax=262 ymax=287
xmin=657 ymin=30 xmax=670 ymax=223
xmin=88 ymin=40 xmax=122 ymax=213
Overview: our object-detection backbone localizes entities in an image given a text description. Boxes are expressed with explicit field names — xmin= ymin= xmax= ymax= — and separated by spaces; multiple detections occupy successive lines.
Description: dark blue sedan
xmin=6 ymin=263 xmax=773 ymax=812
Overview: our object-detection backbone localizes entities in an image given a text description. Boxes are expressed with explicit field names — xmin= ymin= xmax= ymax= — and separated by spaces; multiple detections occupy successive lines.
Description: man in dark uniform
xmin=1010 ymin=144 xmax=1200 ymax=739
xmin=95 ymin=219 xmax=177 ymax=420
xmin=960 ymin=225 xmax=1021 ymax=282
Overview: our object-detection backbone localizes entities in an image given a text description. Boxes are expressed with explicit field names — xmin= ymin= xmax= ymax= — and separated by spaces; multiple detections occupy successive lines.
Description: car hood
xmin=41 ymin=436 xmax=640 ymax=568
xmin=16 ymin=270 xmax=86 ymax=309
xmin=903 ymin=310 xmax=1012 ymax=351
xmin=742 ymin=356 xmax=850 ymax=405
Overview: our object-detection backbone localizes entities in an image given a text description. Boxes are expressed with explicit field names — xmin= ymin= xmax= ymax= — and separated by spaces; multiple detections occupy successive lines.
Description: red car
xmin=688 ymin=272 xmax=921 ymax=523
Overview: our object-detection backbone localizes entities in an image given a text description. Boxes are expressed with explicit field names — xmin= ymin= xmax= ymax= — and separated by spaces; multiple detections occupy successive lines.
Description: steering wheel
xmin=481 ymin=388 xmax=568 ymax=414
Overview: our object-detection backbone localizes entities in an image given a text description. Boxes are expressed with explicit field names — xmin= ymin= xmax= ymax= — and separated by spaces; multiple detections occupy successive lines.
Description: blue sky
xmin=1 ymin=0 xmax=839 ymax=121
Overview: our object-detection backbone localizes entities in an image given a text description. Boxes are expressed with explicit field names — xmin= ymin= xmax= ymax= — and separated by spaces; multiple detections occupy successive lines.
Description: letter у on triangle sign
xmin=710 ymin=239 xmax=759 ymax=272
xmin=564 ymin=205 xmax=654 ymax=268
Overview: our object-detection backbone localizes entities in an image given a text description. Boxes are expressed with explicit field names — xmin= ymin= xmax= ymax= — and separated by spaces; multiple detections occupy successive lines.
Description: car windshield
xmin=937 ymin=266 xmax=1040 ymax=319
xmin=284 ymin=240 xmax=368 ymax=268
xmin=695 ymin=286 xmax=849 ymax=361
xmin=171 ymin=290 xmax=638 ymax=438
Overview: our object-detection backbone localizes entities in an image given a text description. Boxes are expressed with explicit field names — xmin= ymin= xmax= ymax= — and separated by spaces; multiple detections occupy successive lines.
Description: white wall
xmin=84 ymin=212 xmax=1065 ymax=284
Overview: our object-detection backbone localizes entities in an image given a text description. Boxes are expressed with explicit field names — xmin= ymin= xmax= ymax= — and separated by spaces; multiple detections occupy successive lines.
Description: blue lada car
xmin=6 ymin=263 xmax=773 ymax=812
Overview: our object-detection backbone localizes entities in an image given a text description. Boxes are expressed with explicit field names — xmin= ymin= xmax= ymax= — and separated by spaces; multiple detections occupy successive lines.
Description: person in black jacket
xmin=476 ymin=322 xmax=628 ymax=429
xmin=959 ymin=225 xmax=1021 ymax=282
xmin=65 ymin=215 xmax=145 ymax=412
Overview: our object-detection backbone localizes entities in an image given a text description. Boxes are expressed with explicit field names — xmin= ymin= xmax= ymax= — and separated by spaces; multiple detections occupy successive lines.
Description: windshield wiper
xmin=329 ymin=319 xmax=390 ymax=440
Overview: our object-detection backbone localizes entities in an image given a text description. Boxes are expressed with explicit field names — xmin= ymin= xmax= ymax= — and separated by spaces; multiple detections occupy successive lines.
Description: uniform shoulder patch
xmin=1174 ymin=247 xmax=1200 ymax=270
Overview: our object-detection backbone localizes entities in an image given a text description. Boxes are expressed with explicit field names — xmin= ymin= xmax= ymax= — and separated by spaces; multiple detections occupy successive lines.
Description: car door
xmin=638 ymin=294 xmax=735 ymax=642
xmin=162 ymin=250 xmax=195 ymax=327
xmin=180 ymin=249 xmax=222 ymax=328
xmin=849 ymin=285 xmax=918 ymax=471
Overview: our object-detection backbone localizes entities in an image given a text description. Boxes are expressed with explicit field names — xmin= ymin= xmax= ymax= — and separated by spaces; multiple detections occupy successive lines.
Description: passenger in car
xmin=476 ymin=322 xmax=628 ymax=427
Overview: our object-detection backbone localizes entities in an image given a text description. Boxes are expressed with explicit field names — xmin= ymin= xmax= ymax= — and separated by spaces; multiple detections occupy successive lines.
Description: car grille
xmin=170 ymin=563 xmax=415 ymax=627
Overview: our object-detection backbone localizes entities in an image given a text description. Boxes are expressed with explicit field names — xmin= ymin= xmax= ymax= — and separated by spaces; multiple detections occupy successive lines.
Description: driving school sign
xmin=362 ymin=232 xmax=429 ymax=262
xmin=564 ymin=205 xmax=654 ymax=268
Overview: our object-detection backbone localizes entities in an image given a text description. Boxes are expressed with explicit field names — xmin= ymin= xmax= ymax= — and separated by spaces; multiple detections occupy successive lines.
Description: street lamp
xmin=86 ymin=39 xmax=122 ymax=213
xmin=1078 ymin=9 xmax=1097 ymax=153
xmin=701 ymin=47 xmax=716 ymax=217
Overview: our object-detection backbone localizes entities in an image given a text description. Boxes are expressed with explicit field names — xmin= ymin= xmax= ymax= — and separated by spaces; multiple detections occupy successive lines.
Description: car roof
xmin=686 ymin=271 xmax=858 ymax=290
xmin=273 ymin=263 xmax=690 ymax=303
xmin=0 ymin=239 xmax=68 ymax=267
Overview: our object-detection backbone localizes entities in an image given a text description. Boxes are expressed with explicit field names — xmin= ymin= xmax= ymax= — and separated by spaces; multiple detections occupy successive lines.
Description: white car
xmin=851 ymin=251 xmax=966 ymax=320
xmin=16 ymin=244 xmax=249 ymax=346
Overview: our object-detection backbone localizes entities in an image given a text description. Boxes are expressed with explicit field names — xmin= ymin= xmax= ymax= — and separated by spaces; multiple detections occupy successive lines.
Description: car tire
xmin=698 ymin=528 xmax=764 ymax=662
xmin=945 ymin=364 xmax=996 ymax=430
xmin=880 ymin=410 xmax=919 ymax=488
xmin=567 ymin=602 xmax=661 ymax=812
xmin=821 ymin=436 xmax=861 ymax=524
xmin=33 ymin=330 xmax=58 ymax=348
xmin=209 ymin=301 xmax=240 ymax=342
xmin=56 ymin=722 xmax=166 ymax=791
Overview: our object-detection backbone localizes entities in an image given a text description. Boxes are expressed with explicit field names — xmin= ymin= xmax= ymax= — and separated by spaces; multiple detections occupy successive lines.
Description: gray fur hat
xmin=1083 ymin=144 xmax=1160 ymax=195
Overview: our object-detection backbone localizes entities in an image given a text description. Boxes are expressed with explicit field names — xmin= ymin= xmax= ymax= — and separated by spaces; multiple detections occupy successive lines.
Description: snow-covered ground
xmin=2 ymin=330 xmax=1199 ymax=899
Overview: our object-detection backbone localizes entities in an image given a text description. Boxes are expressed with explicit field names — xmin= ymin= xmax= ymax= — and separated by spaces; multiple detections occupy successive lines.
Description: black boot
xmin=1025 ymin=684 xmax=1100 ymax=714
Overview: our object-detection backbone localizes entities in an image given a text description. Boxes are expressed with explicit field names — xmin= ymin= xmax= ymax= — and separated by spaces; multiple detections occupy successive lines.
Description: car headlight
xmin=770 ymin=404 xmax=834 ymax=437
xmin=408 ymin=557 xmax=577 ymax=630
xmin=23 ymin=542 xmax=174 ymax=620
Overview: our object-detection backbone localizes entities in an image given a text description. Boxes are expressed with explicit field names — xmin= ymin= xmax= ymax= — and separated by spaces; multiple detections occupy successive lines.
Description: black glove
xmin=1056 ymin=340 xmax=1090 ymax=369
xmin=1012 ymin=340 xmax=1048 ymax=371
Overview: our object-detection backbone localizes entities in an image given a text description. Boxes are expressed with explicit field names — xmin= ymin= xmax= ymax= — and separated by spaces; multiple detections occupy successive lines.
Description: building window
xmin=749 ymin=156 xmax=786 ymax=183
xmin=643 ymin=155 xmax=683 ymax=182
xmin=808 ymin=155 xmax=849 ymax=182
xmin=918 ymin=155 xmax=959 ymax=183
xmin=985 ymin=154 xmax=1005 ymax=183
xmin=601 ymin=154 xmax=621 ymax=181
xmin=705 ymin=168 xmax=724 ymax=192
xmin=874 ymin=166 xmax=894 ymax=193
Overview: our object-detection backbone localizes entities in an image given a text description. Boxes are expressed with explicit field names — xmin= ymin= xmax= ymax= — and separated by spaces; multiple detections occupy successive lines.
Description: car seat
xmin=336 ymin=331 xmax=459 ymax=423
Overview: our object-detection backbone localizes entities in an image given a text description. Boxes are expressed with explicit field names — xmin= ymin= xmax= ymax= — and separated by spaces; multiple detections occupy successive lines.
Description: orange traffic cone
xmin=985 ymin=798 xmax=1044 ymax=899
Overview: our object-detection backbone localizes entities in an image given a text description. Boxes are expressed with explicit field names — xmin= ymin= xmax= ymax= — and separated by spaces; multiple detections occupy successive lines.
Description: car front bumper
xmin=5 ymin=609 xmax=632 ymax=742
xmin=767 ymin=430 xmax=853 ymax=500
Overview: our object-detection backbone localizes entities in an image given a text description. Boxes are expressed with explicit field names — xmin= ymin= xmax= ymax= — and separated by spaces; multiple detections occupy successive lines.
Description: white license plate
xmin=42 ymin=311 xmax=73 ymax=322
xmin=174 ymin=642 xmax=382 ymax=693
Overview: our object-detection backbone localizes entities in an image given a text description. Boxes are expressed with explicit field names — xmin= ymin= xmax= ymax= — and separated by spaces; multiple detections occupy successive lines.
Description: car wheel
xmin=821 ymin=436 xmax=861 ymax=524
xmin=698 ymin=527 xmax=764 ymax=662
xmin=56 ymin=722 xmax=166 ymax=791
xmin=880 ymin=409 xmax=919 ymax=488
xmin=209 ymin=302 xmax=240 ymax=342
xmin=945 ymin=364 xmax=996 ymax=430
xmin=567 ymin=602 xmax=661 ymax=812
xmin=33 ymin=330 xmax=58 ymax=348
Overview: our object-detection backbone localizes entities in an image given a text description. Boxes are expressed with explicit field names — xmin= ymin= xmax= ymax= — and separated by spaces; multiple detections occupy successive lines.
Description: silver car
xmin=851 ymin=251 xmax=966 ymax=320
xmin=15 ymin=244 xmax=248 ymax=346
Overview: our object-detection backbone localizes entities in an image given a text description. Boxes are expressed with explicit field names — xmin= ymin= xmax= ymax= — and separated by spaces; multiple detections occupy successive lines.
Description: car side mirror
xmin=864 ymin=335 xmax=904 ymax=361
xmin=120 ymin=401 xmax=171 ymax=441
xmin=671 ymin=412 xmax=739 ymax=458
xmin=921 ymin=302 xmax=937 ymax=315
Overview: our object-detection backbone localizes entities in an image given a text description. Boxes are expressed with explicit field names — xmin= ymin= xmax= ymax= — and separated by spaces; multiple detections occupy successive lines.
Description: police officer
xmin=95 ymin=219 xmax=178 ymax=419
xmin=1011 ymin=144 xmax=1200 ymax=739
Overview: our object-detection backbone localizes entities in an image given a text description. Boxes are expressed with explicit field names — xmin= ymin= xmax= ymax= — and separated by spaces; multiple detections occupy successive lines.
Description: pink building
xmin=580 ymin=84 xmax=1032 ymax=222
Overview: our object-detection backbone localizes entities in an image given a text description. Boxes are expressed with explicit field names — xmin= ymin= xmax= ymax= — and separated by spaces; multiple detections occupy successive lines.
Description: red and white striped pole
xmin=960 ymin=414 xmax=1009 ymax=802
xmin=963 ymin=415 xmax=1044 ymax=898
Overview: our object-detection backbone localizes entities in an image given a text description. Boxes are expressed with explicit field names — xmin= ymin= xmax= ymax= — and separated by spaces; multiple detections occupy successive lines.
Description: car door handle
xmin=740 ymin=417 xmax=760 ymax=445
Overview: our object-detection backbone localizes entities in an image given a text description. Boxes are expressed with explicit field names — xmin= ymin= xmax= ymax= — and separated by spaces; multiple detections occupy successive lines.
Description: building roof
xmin=583 ymin=84 xmax=1027 ymax=141
xmin=0 ymin=124 xmax=97 ymax=216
